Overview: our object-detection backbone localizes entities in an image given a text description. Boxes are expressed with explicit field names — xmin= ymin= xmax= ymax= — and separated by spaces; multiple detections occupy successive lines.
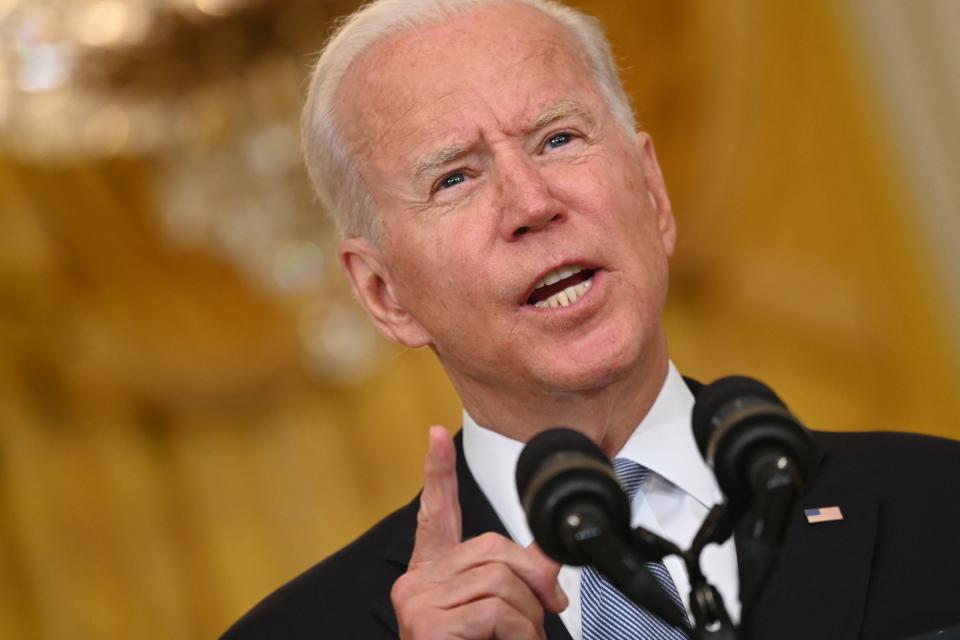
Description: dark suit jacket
xmin=223 ymin=428 xmax=960 ymax=640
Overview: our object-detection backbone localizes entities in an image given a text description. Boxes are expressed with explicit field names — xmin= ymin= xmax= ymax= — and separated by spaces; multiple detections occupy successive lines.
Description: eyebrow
xmin=413 ymin=142 xmax=472 ymax=181
xmin=411 ymin=98 xmax=595 ymax=182
xmin=532 ymin=98 xmax=595 ymax=131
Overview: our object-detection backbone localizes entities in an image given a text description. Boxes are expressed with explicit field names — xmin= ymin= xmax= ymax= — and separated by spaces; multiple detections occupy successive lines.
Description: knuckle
xmin=526 ymin=555 xmax=558 ymax=586
xmin=471 ymin=531 xmax=507 ymax=555
xmin=534 ymin=561 xmax=558 ymax=586
xmin=486 ymin=561 xmax=523 ymax=593
xmin=390 ymin=573 xmax=415 ymax=607
xmin=416 ymin=504 xmax=435 ymax=528
xmin=481 ymin=597 xmax=510 ymax=620
xmin=486 ymin=561 xmax=513 ymax=584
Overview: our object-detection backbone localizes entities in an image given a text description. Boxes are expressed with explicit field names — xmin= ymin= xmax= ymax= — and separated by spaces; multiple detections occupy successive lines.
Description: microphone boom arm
xmin=561 ymin=501 xmax=689 ymax=629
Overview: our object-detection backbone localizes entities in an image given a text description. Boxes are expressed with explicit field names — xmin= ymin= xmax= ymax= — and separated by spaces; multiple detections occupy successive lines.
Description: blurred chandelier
xmin=0 ymin=0 xmax=383 ymax=382
xmin=1 ymin=0 xmax=283 ymax=158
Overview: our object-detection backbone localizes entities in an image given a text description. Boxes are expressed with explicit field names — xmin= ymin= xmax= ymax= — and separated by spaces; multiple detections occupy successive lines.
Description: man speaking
xmin=223 ymin=0 xmax=960 ymax=638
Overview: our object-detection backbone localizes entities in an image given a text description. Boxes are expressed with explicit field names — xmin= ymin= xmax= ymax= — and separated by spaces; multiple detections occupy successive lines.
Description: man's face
xmin=336 ymin=1 xmax=676 ymax=399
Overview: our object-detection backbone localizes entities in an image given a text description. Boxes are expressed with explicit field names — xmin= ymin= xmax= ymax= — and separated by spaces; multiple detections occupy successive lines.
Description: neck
xmin=450 ymin=335 xmax=670 ymax=458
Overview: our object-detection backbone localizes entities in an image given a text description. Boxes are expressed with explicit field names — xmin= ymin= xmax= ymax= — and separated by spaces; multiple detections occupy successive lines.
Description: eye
xmin=437 ymin=171 xmax=467 ymax=191
xmin=545 ymin=131 xmax=575 ymax=150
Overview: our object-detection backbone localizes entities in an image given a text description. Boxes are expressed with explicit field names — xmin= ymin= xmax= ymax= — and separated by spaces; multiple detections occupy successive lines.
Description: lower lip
xmin=525 ymin=270 xmax=603 ymax=314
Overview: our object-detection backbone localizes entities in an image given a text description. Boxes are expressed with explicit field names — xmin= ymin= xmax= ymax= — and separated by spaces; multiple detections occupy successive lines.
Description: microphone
xmin=691 ymin=376 xmax=818 ymax=609
xmin=516 ymin=427 xmax=686 ymax=628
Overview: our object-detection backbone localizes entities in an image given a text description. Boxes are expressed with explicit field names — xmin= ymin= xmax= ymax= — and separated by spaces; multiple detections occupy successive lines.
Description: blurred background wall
xmin=0 ymin=0 xmax=957 ymax=638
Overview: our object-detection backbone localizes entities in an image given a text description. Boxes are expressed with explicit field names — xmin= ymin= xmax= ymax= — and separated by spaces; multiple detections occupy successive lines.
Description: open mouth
xmin=526 ymin=265 xmax=595 ymax=308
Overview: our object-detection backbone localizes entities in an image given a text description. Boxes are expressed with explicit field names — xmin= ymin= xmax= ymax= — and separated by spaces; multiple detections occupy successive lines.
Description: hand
xmin=391 ymin=427 xmax=569 ymax=639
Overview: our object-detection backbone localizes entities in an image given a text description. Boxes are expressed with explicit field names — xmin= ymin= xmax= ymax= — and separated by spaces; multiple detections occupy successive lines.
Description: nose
xmin=494 ymin=154 xmax=564 ymax=241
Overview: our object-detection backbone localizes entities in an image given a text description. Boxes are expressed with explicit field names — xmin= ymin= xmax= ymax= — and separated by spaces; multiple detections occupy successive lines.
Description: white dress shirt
xmin=462 ymin=361 xmax=740 ymax=639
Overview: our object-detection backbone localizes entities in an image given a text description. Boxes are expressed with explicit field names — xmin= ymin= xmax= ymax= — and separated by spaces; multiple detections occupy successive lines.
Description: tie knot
xmin=611 ymin=457 xmax=649 ymax=501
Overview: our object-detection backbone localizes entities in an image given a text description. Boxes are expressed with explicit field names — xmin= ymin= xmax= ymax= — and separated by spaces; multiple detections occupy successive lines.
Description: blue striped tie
xmin=580 ymin=458 xmax=691 ymax=639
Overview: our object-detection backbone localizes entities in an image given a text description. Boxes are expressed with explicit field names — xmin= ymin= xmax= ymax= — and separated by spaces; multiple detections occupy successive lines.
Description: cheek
xmin=555 ymin=152 xmax=670 ymax=286
xmin=548 ymin=162 xmax=613 ymax=215
xmin=550 ymin=144 xmax=644 ymax=209
xmin=391 ymin=231 xmax=487 ymax=320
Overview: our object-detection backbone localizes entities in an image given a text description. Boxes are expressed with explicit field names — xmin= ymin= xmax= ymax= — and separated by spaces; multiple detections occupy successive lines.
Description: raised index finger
xmin=410 ymin=426 xmax=462 ymax=566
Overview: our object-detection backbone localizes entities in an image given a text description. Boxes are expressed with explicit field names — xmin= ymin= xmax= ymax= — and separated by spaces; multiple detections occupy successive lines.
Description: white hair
xmin=300 ymin=0 xmax=636 ymax=241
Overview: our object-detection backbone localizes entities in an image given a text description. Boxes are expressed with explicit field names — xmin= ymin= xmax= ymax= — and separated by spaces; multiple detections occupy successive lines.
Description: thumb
xmin=410 ymin=426 xmax=462 ymax=565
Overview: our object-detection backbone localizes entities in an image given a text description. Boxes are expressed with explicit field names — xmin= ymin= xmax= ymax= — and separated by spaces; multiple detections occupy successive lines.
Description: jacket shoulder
xmin=220 ymin=498 xmax=418 ymax=639
xmin=812 ymin=429 xmax=960 ymax=488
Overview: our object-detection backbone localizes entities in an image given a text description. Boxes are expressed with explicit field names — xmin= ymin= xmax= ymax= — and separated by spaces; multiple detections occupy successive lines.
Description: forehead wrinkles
xmin=334 ymin=3 xmax=601 ymax=194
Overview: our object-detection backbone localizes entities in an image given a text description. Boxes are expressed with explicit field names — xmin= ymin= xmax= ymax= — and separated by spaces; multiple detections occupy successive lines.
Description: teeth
xmin=534 ymin=264 xmax=584 ymax=289
xmin=533 ymin=277 xmax=592 ymax=309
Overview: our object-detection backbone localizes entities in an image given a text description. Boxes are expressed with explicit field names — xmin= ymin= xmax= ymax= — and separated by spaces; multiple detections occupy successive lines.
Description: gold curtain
xmin=1 ymin=1 xmax=957 ymax=638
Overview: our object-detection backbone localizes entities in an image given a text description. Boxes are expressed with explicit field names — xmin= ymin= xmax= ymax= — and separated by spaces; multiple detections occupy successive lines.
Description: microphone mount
xmin=517 ymin=427 xmax=741 ymax=639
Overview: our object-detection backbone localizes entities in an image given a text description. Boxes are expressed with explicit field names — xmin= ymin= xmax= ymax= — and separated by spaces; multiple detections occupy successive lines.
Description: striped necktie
xmin=580 ymin=458 xmax=691 ymax=639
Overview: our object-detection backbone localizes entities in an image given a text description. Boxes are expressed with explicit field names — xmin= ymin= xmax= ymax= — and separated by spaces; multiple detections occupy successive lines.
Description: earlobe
xmin=338 ymin=237 xmax=432 ymax=348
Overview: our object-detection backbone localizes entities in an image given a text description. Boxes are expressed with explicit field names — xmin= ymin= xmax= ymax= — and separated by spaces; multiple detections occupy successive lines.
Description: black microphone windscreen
xmin=515 ymin=427 xmax=606 ymax=502
xmin=691 ymin=375 xmax=784 ymax=459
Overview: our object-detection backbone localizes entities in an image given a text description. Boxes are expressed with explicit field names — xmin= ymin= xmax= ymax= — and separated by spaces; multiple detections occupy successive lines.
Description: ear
xmin=635 ymin=132 xmax=677 ymax=258
xmin=338 ymin=237 xmax=432 ymax=348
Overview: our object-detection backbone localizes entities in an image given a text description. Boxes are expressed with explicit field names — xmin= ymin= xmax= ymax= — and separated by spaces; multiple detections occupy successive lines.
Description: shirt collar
xmin=461 ymin=361 xmax=721 ymax=547
xmin=614 ymin=362 xmax=719 ymax=508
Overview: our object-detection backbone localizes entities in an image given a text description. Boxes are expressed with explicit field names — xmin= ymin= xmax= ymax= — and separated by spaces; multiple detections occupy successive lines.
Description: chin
xmin=546 ymin=364 xmax=627 ymax=393
xmin=533 ymin=334 xmax=641 ymax=393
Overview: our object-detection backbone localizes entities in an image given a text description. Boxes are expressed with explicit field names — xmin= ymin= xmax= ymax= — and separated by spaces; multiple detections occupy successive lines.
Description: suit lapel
xmin=375 ymin=432 xmax=573 ymax=640
xmin=743 ymin=441 xmax=880 ymax=639
xmin=372 ymin=497 xmax=415 ymax=634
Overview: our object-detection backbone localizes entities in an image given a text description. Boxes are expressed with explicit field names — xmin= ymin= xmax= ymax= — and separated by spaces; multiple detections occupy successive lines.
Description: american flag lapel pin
xmin=805 ymin=505 xmax=844 ymax=524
